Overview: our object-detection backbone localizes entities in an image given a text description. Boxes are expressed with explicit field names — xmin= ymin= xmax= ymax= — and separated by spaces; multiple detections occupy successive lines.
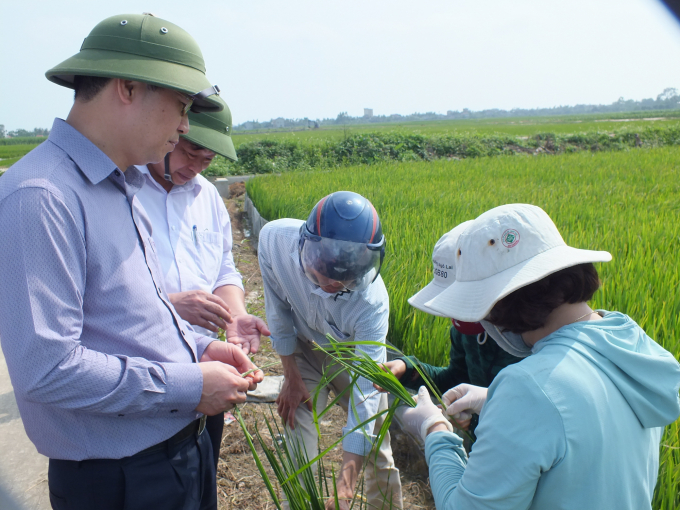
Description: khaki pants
xmin=283 ymin=338 xmax=403 ymax=510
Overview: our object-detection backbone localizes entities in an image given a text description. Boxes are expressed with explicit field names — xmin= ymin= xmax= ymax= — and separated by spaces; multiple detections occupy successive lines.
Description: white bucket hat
xmin=407 ymin=220 xmax=473 ymax=317
xmin=425 ymin=204 xmax=612 ymax=322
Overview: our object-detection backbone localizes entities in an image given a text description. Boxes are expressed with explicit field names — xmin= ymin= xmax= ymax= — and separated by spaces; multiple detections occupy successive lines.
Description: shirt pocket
xmin=320 ymin=319 xmax=351 ymax=342
xmin=193 ymin=230 xmax=223 ymax=282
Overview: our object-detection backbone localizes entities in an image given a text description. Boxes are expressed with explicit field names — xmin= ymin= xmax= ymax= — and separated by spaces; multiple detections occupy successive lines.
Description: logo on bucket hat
xmin=424 ymin=203 xmax=612 ymax=322
xmin=501 ymin=229 xmax=520 ymax=248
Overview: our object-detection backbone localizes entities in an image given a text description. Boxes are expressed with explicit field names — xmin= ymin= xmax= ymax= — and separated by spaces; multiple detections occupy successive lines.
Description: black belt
xmin=135 ymin=415 xmax=207 ymax=457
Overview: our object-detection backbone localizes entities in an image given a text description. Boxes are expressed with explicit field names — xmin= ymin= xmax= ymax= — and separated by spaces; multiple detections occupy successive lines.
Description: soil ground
xmin=218 ymin=184 xmax=435 ymax=509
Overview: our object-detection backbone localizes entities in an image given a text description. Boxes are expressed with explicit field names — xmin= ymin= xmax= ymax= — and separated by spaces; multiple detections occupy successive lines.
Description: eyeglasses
xmin=176 ymin=92 xmax=194 ymax=117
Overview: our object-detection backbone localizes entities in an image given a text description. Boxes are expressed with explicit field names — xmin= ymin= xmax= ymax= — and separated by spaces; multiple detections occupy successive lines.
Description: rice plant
xmin=313 ymin=334 xmax=474 ymax=442
xmin=234 ymin=396 xmax=396 ymax=509
xmin=235 ymin=405 xmax=348 ymax=510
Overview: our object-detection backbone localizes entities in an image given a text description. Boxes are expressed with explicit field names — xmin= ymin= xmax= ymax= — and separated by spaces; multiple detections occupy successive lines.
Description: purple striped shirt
xmin=0 ymin=119 xmax=212 ymax=460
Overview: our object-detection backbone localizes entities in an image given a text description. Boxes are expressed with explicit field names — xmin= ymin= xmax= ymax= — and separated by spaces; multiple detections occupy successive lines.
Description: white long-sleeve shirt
xmin=258 ymin=218 xmax=388 ymax=456
xmin=135 ymin=165 xmax=243 ymax=337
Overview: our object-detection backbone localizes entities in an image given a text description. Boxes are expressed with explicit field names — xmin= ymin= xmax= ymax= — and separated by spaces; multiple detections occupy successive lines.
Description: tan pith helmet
xmin=45 ymin=13 xmax=222 ymax=112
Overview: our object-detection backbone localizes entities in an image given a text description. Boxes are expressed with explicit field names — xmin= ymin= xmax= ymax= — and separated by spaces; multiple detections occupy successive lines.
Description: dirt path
xmin=219 ymin=186 xmax=435 ymax=509
xmin=0 ymin=351 xmax=50 ymax=509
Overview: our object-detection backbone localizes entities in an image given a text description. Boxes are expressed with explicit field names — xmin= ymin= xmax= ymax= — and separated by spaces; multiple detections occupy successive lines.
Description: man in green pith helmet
xmin=135 ymin=96 xmax=272 ymax=472
xmin=0 ymin=13 xmax=263 ymax=510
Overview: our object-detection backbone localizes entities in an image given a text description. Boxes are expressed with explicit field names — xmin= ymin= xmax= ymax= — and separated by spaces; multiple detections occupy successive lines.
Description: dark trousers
xmin=48 ymin=425 xmax=216 ymax=510
xmin=205 ymin=413 xmax=224 ymax=470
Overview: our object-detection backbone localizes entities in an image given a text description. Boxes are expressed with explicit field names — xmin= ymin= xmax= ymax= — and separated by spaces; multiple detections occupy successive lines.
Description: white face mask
xmin=480 ymin=320 xmax=532 ymax=358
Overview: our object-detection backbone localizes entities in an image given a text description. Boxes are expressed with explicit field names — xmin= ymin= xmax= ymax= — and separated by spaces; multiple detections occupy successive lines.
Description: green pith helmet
xmin=45 ymin=13 xmax=222 ymax=112
xmin=182 ymin=96 xmax=237 ymax=161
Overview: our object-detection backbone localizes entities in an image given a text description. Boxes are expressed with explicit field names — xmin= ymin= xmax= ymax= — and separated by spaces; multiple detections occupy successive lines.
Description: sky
xmin=2 ymin=0 xmax=680 ymax=130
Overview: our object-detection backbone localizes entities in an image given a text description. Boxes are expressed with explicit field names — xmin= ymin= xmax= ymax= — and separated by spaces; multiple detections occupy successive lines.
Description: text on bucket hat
xmin=407 ymin=220 xmax=472 ymax=317
xmin=425 ymin=204 xmax=612 ymax=322
xmin=45 ymin=13 xmax=222 ymax=112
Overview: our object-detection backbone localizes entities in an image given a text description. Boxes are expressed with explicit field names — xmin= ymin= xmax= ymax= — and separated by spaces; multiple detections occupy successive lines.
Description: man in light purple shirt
xmin=0 ymin=13 xmax=262 ymax=510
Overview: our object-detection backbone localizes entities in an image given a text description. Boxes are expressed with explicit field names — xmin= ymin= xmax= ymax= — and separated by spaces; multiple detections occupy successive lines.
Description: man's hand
xmin=196 ymin=362 xmax=250 ymax=415
xmin=226 ymin=313 xmax=271 ymax=354
xmin=201 ymin=341 xmax=263 ymax=390
xmin=442 ymin=384 xmax=488 ymax=431
xmin=169 ymin=290 xmax=233 ymax=333
xmin=276 ymin=355 xmax=312 ymax=429
xmin=325 ymin=452 xmax=361 ymax=510
xmin=373 ymin=359 xmax=407 ymax=392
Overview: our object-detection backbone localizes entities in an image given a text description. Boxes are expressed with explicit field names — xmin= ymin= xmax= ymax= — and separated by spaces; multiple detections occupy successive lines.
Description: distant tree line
xmin=204 ymin=123 xmax=680 ymax=176
xmin=232 ymin=87 xmax=680 ymax=131
xmin=0 ymin=125 xmax=50 ymax=138
xmin=5 ymin=88 xmax=679 ymax=136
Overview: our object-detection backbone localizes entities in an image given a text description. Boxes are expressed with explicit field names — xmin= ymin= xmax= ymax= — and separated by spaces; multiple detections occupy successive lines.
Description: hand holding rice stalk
xmin=242 ymin=360 xmax=280 ymax=378
xmin=315 ymin=334 xmax=474 ymax=441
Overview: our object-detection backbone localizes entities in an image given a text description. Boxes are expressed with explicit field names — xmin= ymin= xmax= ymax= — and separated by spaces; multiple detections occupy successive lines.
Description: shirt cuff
xmin=194 ymin=334 xmax=214 ymax=361
xmin=213 ymin=276 xmax=244 ymax=293
xmin=398 ymin=356 xmax=417 ymax=385
xmin=424 ymin=430 xmax=467 ymax=465
xmin=271 ymin=335 xmax=298 ymax=356
xmin=158 ymin=362 xmax=204 ymax=414
xmin=341 ymin=428 xmax=376 ymax=456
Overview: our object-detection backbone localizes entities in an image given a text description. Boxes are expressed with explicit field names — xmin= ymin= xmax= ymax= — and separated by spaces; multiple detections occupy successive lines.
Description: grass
xmin=0 ymin=157 xmax=23 ymax=169
xmin=0 ymin=144 xmax=40 ymax=168
xmin=205 ymin=120 xmax=680 ymax=176
xmin=231 ymin=110 xmax=680 ymax=144
xmin=0 ymin=137 xmax=46 ymax=146
xmin=0 ymin=145 xmax=40 ymax=159
xmin=3 ymin=114 xmax=679 ymax=173
xmin=246 ymin=146 xmax=680 ymax=508
xmin=0 ymin=140 xmax=45 ymax=169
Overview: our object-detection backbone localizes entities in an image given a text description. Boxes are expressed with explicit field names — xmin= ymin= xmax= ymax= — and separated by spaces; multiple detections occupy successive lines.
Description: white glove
xmin=398 ymin=386 xmax=453 ymax=441
xmin=442 ymin=384 xmax=488 ymax=428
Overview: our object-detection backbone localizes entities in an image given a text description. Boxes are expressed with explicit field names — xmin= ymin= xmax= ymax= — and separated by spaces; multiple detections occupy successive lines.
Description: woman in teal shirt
xmin=399 ymin=204 xmax=680 ymax=510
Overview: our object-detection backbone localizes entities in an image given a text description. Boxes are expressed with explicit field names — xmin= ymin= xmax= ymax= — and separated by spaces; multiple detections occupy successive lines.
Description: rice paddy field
xmin=204 ymin=113 xmax=680 ymax=176
xmin=0 ymin=144 xmax=41 ymax=169
xmin=3 ymin=112 xmax=680 ymax=170
xmin=247 ymin=146 xmax=680 ymax=508
xmin=231 ymin=112 xmax=680 ymax=145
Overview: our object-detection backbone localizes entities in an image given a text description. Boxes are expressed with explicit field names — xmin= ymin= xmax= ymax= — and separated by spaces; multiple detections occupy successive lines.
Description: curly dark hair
xmin=487 ymin=263 xmax=601 ymax=334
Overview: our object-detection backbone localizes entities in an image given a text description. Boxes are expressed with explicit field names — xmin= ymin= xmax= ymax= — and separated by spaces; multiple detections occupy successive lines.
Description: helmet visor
xmin=301 ymin=236 xmax=383 ymax=292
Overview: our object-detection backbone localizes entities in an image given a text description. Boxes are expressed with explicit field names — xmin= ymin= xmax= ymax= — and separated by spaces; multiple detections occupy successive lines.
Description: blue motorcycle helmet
xmin=299 ymin=191 xmax=385 ymax=293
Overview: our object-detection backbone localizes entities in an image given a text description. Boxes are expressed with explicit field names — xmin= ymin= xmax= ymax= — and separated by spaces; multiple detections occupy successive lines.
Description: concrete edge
xmin=243 ymin=193 xmax=270 ymax=250
xmin=210 ymin=175 xmax=255 ymax=198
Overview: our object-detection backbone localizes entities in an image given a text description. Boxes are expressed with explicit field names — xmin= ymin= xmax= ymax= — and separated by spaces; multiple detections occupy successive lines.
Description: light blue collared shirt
xmin=0 ymin=119 xmax=212 ymax=460
xmin=258 ymin=218 xmax=389 ymax=456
